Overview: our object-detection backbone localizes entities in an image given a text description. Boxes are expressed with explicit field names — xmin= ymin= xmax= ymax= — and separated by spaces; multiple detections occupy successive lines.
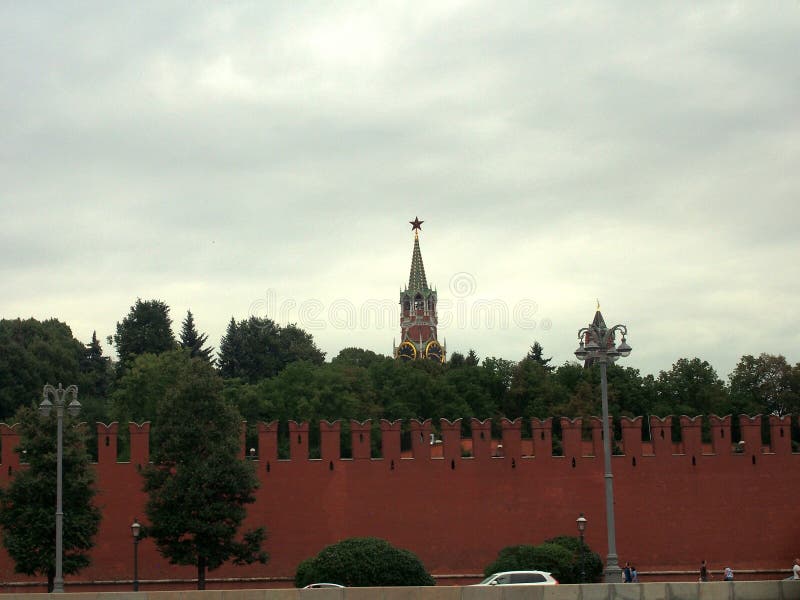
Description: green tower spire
xmin=408 ymin=229 xmax=428 ymax=292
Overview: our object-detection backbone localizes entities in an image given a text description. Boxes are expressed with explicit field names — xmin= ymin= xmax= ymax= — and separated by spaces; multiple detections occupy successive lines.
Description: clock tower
xmin=395 ymin=217 xmax=445 ymax=362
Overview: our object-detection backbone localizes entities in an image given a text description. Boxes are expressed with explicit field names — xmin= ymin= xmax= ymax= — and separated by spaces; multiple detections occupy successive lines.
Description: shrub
xmin=484 ymin=536 xmax=604 ymax=585
xmin=484 ymin=543 xmax=573 ymax=583
xmin=545 ymin=535 xmax=604 ymax=583
xmin=294 ymin=537 xmax=435 ymax=588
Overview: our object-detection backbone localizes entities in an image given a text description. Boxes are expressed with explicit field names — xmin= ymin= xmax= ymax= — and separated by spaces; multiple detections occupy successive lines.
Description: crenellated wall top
xmin=0 ymin=415 xmax=796 ymax=468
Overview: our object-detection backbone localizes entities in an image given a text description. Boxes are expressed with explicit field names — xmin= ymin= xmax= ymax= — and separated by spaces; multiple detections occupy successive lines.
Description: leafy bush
xmin=484 ymin=536 xmax=603 ymax=584
xmin=545 ymin=535 xmax=604 ymax=583
xmin=294 ymin=537 xmax=435 ymax=587
xmin=483 ymin=543 xmax=573 ymax=583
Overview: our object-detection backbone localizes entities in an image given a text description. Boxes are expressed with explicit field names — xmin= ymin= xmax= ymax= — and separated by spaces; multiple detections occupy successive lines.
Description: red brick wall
xmin=0 ymin=415 xmax=795 ymax=590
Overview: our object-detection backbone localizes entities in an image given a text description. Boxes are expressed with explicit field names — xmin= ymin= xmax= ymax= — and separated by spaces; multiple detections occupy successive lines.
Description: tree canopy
xmin=0 ymin=318 xmax=93 ymax=419
xmin=2 ymin=307 xmax=799 ymax=436
xmin=114 ymin=299 xmax=176 ymax=370
xmin=729 ymin=353 xmax=799 ymax=416
xmin=111 ymin=350 xmax=194 ymax=424
xmin=218 ymin=316 xmax=325 ymax=382
xmin=80 ymin=330 xmax=112 ymax=397
xmin=142 ymin=358 xmax=267 ymax=589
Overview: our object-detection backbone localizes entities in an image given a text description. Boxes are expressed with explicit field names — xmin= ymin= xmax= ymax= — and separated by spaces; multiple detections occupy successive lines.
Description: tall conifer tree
xmin=81 ymin=330 xmax=111 ymax=396
xmin=526 ymin=341 xmax=553 ymax=371
xmin=179 ymin=310 xmax=214 ymax=363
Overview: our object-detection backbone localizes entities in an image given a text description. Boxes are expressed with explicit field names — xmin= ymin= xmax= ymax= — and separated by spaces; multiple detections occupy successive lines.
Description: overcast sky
xmin=2 ymin=2 xmax=799 ymax=379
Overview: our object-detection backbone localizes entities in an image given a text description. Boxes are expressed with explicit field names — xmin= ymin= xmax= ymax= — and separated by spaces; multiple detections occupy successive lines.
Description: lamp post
xmin=40 ymin=383 xmax=81 ymax=594
xmin=131 ymin=518 xmax=141 ymax=591
xmin=574 ymin=316 xmax=631 ymax=583
xmin=576 ymin=513 xmax=587 ymax=583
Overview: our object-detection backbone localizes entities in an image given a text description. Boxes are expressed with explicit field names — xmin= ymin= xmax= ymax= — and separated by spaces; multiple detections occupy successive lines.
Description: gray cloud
xmin=2 ymin=1 xmax=799 ymax=378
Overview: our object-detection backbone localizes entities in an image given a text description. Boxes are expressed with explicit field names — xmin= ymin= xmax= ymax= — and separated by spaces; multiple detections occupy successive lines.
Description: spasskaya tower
xmin=395 ymin=217 xmax=445 ymax=362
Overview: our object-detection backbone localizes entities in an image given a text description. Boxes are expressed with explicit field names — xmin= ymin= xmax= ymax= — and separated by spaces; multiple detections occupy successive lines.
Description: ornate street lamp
xmin=131 ymin=518 xmax=141 ymax=591
xmin=575 ymin=313 xmax=631 ymax=583
xmin=40 ymin=384 xmax=81 ymax=593
xmin=576 ymin=513 xmax=587 ymax=583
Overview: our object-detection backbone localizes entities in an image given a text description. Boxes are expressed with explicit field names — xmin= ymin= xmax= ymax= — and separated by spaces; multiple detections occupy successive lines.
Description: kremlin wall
xmin=0 ymin=413 xmax=797 ymax=591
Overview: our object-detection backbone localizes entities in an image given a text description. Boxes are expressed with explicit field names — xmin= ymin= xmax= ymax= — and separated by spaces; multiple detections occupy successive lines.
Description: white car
xmin=475 ymin=571 xmax=558 ymax=586
xmin=303 ymin=583 xmax=345 ymax=589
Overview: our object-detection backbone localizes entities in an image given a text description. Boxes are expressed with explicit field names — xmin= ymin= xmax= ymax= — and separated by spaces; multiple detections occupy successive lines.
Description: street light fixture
xmin=576 ymin=513 xmax=587 ymax=583
xmin=575 ymin=314 xmax=631 ymax=583
xmin=40 ymin=383 xmax=80 ymax=594
xmin=131 ymin=518 xmax=141 ymax=591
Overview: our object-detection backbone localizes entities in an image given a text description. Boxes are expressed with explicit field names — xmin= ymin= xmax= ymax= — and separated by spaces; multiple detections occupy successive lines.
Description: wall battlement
xmin=2 ymin=414 xmax=793 ymax=470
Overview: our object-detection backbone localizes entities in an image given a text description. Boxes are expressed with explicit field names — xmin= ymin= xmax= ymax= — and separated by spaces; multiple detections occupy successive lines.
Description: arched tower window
xmin=414 ymin=293 xmax=424 ymax=311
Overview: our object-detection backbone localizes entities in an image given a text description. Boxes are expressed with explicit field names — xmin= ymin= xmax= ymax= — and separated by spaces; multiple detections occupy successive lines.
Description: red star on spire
xmin=409 ymin=216 xmax=424 ymax=232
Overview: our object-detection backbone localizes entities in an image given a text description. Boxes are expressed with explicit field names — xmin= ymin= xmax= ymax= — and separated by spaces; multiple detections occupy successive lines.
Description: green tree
xmin=218 ymin=317 xmax=324 ymax=382
xmin=654 ymin=358 xmax=729 ymax=416
xmin=223 ymin=378 xmax=273 ymax=431
xmin=527 ymin=341 xmax=553 ymax=371
xmin=294 ymin=537 xmax=435 ymax=587
xmin=255 ymin=361 xmax=375 ymax=425
xmin=448 ymin=352 xmax=465 ymax=368
xmin=729 ymin=353 xmax=799 ymax=416
xmin=179 ymin=310 xmax=214 ymax=363
xmin=332 ymin=347 xmax=386 ymax=368
xmin=111 ymin=350 xmax=193 ymax=423
xmin=507 ymin=358 xmax=567 ymax=419
xmin=0 ymin=406 xmax=101 ymax=592
xmin=80 ymin=331 xmax=113 ymax=398
xmin=113 ymin=299 xmax=176 ymax=370
xmin=142 ymin=358 xmax=267 ymax=589
xmin=552 ymin=363 xmax=652 ymax=420
xmin=554 ymin=380 xmax=597 ymax=419
xmin=482 ymin=357 xmax=516 ymax=390
xmin=0 ymin=318 xmax=88 ymax=419
xmin=545 ymin=535 xmax=603 ymax=584
xmin=465 ymin=349 xmax=480 ymax=367
xmin=605 ymin=365 xmax=652 ymax=418
xmin=278 ymin=324 xmax=326 ymax=366
xmin=443 ymin=365 xmax=498 ymax=420
xmin=368 ymin=360 xmax=442 ymax=421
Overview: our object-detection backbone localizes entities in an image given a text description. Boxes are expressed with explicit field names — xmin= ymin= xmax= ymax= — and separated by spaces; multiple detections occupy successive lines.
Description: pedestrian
xmin=794 ymin=558 xmax=800 ymax=580
xmin=631 ymin=566 xmax=639 ymax=582
xmin=723 ymin=566 xmax=733 ymax=581
xmin=700 ymin=560 xmax=709 ymax=582
xmin=623 ymin=562 xmax=632 ymax=583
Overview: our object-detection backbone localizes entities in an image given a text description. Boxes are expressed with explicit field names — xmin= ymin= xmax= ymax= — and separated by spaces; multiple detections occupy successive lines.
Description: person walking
xmin=792 ymin=558 xmax=800 ymax=580
xmin=631 ymin=566 xmax=639 ymax=583
xmin=623 ymin=562 xmax=632 ymax=583
xmin=700 ymin=560 xmax=710 ymax=582
xmin=723 ymin=566 xmax=734 ymax=581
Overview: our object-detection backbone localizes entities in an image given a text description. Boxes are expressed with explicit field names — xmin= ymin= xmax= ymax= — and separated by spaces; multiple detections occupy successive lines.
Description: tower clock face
xmin=397 ymin=341 xmax=417 ymax=361
xmin=425 ymin=340 xmax=443 ymax=363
